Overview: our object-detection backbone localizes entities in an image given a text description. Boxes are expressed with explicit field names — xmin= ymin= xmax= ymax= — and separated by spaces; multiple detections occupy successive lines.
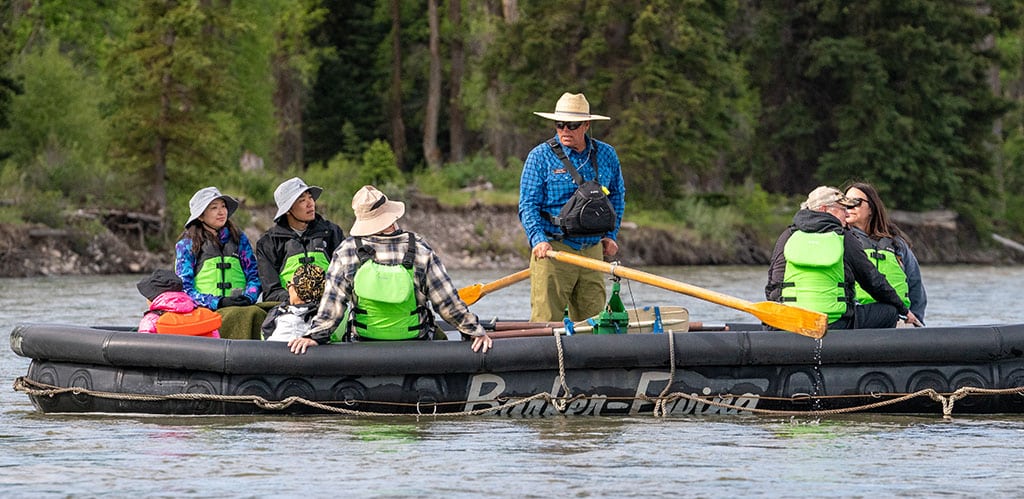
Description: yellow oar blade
xmin=746 ymin=301 xmax=827 ymax=339
xmin=547 ymin=250 xmax=827 ymax=338
xmin=458 ymin=269 xmax=531 ymax=306
xmin=458 ymin=284 xmax=484 ymax=305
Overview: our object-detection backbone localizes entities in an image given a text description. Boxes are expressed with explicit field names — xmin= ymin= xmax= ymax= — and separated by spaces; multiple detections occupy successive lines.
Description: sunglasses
xmin=847 ymin=197 xmax=866 ymax=208
xmin=555 ymin=121 xmax=586 ymax=131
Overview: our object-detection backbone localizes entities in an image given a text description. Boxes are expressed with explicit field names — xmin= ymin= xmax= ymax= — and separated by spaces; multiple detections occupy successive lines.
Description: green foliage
xmin=360 ymin=139 xmax=405 ymax=187
xmin=11 ymin=0 xmax=131 ymax=72
xmin=425 ymin=155 xmax=520 ymax=191
xmin=19 ymin=189 xmax=67 ymax=227
xmin=106 ymin=0 xmax=252 ymax=220
xmin=0 ymin=41 xmax=113 ymax=203
xmin=223 ymin=2 xmax=277 ymax=163
xmin=304 ymin=1 xmax=388 ymax=165
xmin=0 ymin=0 xmax=1021 ymax=251
xmin=298 ymin=159 xmax=362 ymax=225
xmin=744 ymin=0 xmax=1016 ymax=221
xmin=485 ymin=0 xmax=752 ymax=207
xmin=2 ymin=41 xmax=108 ymax=165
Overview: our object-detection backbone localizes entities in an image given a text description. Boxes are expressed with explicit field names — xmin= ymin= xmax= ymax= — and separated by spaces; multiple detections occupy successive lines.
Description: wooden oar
xmin=458 ymin=268 xmax=531 ymax=306
xmin=547 ymin=251 xmax=828 ymax=338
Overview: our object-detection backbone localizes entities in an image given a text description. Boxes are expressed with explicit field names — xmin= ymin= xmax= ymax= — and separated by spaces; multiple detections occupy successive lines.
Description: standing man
xmin=519 ymin=92 xmax=626 ymax=322
xmin=765 ymin=186 xmax=922 ymax=329
xmin=256 ymin=177 xmax=345 ymax=303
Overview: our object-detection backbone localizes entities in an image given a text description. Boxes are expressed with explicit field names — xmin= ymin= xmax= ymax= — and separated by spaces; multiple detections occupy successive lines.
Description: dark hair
xmin=179 ymin=219 xmax=243 ymax=256
xmin=843 ymin=181 xmax=911 ymax=247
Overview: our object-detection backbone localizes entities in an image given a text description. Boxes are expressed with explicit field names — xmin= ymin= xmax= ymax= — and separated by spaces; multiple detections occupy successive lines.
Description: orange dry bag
xmin=155 ymin=307 xmax=222 ymax=337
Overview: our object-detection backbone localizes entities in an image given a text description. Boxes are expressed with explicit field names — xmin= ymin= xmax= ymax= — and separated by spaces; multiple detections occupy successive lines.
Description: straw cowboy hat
xmin=273 ymin=177 xmax=323 ymax=221
xmin=350 ymin=185 xmax=406 ymax=237
xmin=533 ymin=92 xmax=611 ymax=122
xmin=185 ymin=187 xmax=238 ymax=228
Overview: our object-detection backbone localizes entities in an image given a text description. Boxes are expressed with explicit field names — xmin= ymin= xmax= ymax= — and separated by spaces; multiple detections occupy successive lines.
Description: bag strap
xmin=354 ymin=236 xmax=374 ymax=264
xmin=401 ymin=232 xmax=415 ymax=269
xmin=546 ymin=137 xmax=600 ymax=185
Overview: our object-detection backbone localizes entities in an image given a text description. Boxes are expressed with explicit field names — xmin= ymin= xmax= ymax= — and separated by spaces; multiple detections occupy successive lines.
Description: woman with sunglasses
xmin=844 ymin=181 xmax=927 ymax=325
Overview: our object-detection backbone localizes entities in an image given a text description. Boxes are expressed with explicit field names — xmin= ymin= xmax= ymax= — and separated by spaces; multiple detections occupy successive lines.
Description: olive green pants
xmin=529 ymin=241 xmax=606 ymax=322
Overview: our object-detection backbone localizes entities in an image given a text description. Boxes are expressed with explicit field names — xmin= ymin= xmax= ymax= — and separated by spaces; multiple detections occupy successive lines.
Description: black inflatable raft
xmin=10 ymin=323 xmax=1024 ymax=417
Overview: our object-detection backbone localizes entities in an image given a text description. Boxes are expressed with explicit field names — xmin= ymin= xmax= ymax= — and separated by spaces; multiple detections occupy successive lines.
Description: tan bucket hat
xmin=350 ymin=185 xmax=405 ymax=236
xmin=533 ymin=92 xmax=611 ymax=122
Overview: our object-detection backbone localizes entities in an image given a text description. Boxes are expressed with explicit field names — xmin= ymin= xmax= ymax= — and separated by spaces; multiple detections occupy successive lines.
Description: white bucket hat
xmin=185 ymin=187 xmax=239 ymax=228
xmin=350 ymin=185 xmax=405 ymax=236
xmin=274 ymin=177 xmax=323 ymax=221
xmin=533 ymin=92 xmax=611 ymax=122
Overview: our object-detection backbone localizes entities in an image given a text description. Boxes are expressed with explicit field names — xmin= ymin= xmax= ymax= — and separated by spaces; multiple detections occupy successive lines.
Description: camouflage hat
xmin=800 ymin=186 xmax=858 ymax=210
xmin=291 ymin=264 xmax=326 ymax=304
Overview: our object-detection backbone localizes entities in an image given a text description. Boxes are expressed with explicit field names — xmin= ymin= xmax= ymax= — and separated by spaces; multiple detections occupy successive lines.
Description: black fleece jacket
xmin=255 ymin=215 xmax=344 ymax=302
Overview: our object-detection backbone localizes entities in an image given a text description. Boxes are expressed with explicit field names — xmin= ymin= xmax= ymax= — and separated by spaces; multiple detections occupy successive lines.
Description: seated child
xmin=137 ymin=269 xmax=221 ymax=338
xmin=261 ymin=264 xmax=326 ymax=342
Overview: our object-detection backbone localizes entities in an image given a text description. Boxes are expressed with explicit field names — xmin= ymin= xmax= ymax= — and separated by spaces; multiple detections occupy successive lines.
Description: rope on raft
xmin=15 ymin=375 xmax=1024 ymax=419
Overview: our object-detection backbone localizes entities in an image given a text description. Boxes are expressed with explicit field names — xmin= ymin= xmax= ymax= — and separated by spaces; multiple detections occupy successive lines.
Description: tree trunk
xmin=448 ymin=0 xmax=465 ymax=163
xmin=483 ymin=2 xmax=516 ymax=166
xmin=423 ymin=0 xmax=442 ymax=169
xmin=152 ymin=28 xmax=174 ymax=227
xmin=502 ymin=0 xmax=518 ymax=23
xmin=273 ymin=48 xmax=304 ymax=171
xmin=389 ymin=0 xmax=407 ymax=170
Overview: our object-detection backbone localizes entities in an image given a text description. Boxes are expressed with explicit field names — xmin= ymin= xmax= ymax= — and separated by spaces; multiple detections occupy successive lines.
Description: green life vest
xmin=851 ymin=233 xmax=911 ymax=308
xmin=780 ymin=230 xmax=848 ymax=323
xmin=194 ymin=238 xmax=246 ymax=298
xmin=351 ymin=233 xmax=425 ymax=341
xmin=279 ymin=251 xmax=330 ymax=289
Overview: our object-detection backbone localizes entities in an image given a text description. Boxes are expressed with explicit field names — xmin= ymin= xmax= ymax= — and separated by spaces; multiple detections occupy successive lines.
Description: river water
xmin=3 ymin=266 xmax=1024 ymax=497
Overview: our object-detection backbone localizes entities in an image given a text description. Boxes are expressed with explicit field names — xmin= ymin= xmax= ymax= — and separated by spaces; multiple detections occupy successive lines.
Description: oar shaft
xmin=480 ymin=268 xmax=531 ymax=294
xmin=548 ymin=251 xmax=754 ymax=312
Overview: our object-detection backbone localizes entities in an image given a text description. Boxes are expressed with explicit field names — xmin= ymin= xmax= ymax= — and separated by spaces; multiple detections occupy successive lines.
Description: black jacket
xmin=255 ymin=215 xmax=344 ymax=302
xmin=765 ymin=209 xmax=909 ymax=316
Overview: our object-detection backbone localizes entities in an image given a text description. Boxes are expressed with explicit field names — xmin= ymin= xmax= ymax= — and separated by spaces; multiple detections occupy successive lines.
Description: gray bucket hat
xmin=274 ymin=177 xmax=323 ymax=221
xmin=185 ymin=187 xmax=239 ymax=228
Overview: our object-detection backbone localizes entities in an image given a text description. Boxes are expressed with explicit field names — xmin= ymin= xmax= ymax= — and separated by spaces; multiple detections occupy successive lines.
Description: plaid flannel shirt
xmin=306 ymin=230 xmax=484 ymax=343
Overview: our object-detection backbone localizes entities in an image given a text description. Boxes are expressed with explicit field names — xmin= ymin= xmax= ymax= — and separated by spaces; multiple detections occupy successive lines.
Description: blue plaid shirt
xmin=518 ymin=135 xmax=625 ymax=250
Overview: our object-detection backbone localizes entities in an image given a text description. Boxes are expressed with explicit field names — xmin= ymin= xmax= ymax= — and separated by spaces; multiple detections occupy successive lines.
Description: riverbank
xmin=2 ymin=197 xmax=1023 ymax=277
